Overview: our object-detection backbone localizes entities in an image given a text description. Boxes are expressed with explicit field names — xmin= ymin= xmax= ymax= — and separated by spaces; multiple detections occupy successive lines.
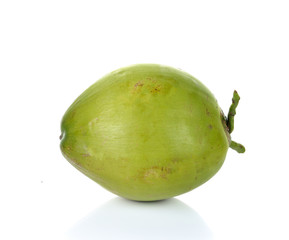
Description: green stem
xmin=230 ymin=141 xmax=246 ymax=153
xmin=227 ymin=90 xmax=240 ymax=134
xmin=227 ymin=90 xmax=246 ymax=153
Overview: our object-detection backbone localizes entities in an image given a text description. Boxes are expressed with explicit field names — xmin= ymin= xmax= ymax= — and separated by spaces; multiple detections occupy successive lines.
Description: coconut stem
xmin=230 ymin=140 xmax=245 ymax=153
xmin=227 ymin=90 xmax=246 ymax=153
xmin=227 ymin=90 xmax=240 ymax=134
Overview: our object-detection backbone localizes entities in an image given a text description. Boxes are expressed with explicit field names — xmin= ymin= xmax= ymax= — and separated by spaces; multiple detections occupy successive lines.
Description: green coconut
xmin=60 ymin=64 xmax=245 ymax=201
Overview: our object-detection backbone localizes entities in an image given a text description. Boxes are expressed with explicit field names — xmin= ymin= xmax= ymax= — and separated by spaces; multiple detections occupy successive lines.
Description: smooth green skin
xmin=60 ymin=64 xmax=230 ymax=201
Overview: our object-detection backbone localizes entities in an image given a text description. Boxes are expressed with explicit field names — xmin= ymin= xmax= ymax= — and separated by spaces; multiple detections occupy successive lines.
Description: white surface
xmin=1 ymin=1 xmax=289 ymax=239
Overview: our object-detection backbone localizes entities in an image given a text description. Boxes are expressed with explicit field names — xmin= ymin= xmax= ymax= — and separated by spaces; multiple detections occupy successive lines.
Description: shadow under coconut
xmin=66 ymin=197 xmax=213 ymax=240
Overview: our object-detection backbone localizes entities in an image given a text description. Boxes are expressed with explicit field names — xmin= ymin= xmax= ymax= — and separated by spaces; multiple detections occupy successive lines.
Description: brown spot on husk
xmin=134 ymin=81 xmax=144 ymax=88
xmin=150 ymin=84 xmax=161 ymax=93
xmin=140 ymin=166 xmax=173 ymax=182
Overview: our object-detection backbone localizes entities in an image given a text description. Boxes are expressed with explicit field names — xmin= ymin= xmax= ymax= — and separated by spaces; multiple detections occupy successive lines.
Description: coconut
xmin=60 ymin=64 xmax=245 ymax=201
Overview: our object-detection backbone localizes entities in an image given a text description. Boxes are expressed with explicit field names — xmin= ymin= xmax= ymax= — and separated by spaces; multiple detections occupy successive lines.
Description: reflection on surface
xmin=67 ymin=197 xmax=213 ymax=240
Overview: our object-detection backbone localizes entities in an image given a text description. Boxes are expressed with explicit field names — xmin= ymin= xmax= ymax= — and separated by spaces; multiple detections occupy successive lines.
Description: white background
xmin=1 ymin=0 xmax=289 ymax=239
